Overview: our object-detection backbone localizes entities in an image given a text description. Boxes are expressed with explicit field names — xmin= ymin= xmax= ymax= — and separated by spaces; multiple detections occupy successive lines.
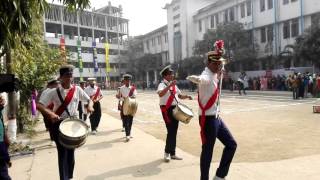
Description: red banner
xmin=60 ymin=37 xmax=67 ymax=62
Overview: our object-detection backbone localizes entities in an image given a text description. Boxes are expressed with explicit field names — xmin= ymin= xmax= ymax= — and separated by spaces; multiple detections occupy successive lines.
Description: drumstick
xmin=216 ymin=63 xmax=225 ymax=119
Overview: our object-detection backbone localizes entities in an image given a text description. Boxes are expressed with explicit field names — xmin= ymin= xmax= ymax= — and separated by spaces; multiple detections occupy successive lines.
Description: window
xmin=247 ymin=0 xmax=252 ymax=16
xmin=210 ymin=15 xmax=215 ymax=28
xmin=283 ymin=21 xmax=290 ymax=39
xmin=229 ymin=8 xmax=235 ymax=21
xmin=240 ymin=3 xmax=245 ymax=18
xmin=216 ymin=14 xmax=220 ymax=24
xmin=146 ymin=41 xmax=149 ymax=50
xmin=174 ymin=22 xmax=180 ymax=28
xmin=260 ymin=0 xmax=265 ymax=12
xmin=311 ymin=13 xmax=320 ymax=27
xmin=198 ymin=20 xmax=202 ymax=32
xmin=291 ymin=0 xmax=298 ymax=2
xmin=158 ymin=36 xmax=161 ymax=45
xmin=291 ymin=19 xmax=299 ymax=37
xmin=173 ymin=14 xmax=180 ymax=20
xmin=224 ymin=10 xmax=228 ymax=23
xmin=268 ymin=0 xmax=273 ymax=9
xmin=164 ymin=33 xmax=168 ymax=43
xmin=152 ymin=38 xmax=155 ymax=46
xmin=260 ymin=27 xmax=266 ymax=43
xmin=267 ymin=26 xmax=273 ymax=42
xmin=283 ymin=0 xmax=289 ymax=5
xmin=173 ymin=5 xmax=180 ymax=11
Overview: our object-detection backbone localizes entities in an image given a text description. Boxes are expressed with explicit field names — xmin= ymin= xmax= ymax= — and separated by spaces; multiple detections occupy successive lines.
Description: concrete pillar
xmin=154 ymin=70 xmax=158 ymax=84
xmin=60 ymin=7 xmax=64 ymax=36
xmin=146 ymin=71 xmax=150 ymax=88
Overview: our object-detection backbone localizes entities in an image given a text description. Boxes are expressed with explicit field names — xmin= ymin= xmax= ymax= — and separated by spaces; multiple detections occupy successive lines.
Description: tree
xmin=193 ymin=22 xmax=259 ymax=71
xmin=12 ymin=15 xmax=64 ymax=133
xmin=294 ymin=24 xmax=320 ymax=69
xmin=0 ymin=0 xmax=90 ymax=139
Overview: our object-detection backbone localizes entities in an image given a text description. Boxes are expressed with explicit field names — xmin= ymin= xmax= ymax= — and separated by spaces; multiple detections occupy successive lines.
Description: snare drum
xmin=173 ymin=103 xmax=194 ymax=124
xmin=59 ymin=118 xmax=89 ymax=149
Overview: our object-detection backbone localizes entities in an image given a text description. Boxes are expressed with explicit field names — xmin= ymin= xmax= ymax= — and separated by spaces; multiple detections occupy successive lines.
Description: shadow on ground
xmin=84 ymin=159 xmax=163 ymax=180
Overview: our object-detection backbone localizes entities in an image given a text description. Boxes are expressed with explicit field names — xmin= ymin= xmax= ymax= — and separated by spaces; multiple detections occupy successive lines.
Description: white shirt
xmin=39 ymin=86 xmax=90 ymax=119
xmin=198 ymin=67 xmax=219 ymax=115
xmin=119 ymin=85 xmax=137 ymax=101
xmin=84 ymin=85 xmax=102 ymax=100
xmin=157 ymin=79 xmax=181 ymax=106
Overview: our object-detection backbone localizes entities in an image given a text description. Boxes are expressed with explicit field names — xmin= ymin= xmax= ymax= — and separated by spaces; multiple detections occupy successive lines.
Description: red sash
xmin=92 ymin=87 xmax=101 ymax=101
xmin=47 ymin=103 xmax=54 ymax=110
xmin=198 ymin=87 xmax=219 ymax=144
xmin=55 ymin=86 xmax=76 ymax=116
xmin=160 ymin=85 xmax=176 ymax=124
xmin=128 ymin=86 xmax=136 ymax=97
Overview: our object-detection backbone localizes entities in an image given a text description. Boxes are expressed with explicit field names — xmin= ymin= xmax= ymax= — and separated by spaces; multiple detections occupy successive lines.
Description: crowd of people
xmin=221 ymin=72 xmax=320 ymax=99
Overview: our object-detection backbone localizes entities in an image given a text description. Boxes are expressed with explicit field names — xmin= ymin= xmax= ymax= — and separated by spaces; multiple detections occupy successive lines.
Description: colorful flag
xmin=105 ymin=43 xmax=111 ymax=73
xmin=92 ymin=41 xmax=99 ymax=73
xmin=77 ymin=39 xmax=83 ymax=81
xmin=60 ymin=37 xmax=67 ymax=62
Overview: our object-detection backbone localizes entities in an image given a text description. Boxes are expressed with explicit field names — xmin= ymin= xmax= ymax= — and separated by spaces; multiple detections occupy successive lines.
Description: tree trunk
xmin=5 ymin=49 xmax=18 ymax=141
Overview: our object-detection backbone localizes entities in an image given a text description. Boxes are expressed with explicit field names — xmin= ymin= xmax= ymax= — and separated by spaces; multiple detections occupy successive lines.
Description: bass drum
xmin=59 ymin=118 xmax=89 ymax=149
xmin=123 ymin=97 xmax=138 ymax=116
xmin=173 ymin=103 xmax=194 ymax=124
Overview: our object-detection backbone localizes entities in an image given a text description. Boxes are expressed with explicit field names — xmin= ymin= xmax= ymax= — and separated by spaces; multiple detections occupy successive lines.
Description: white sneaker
xmin=164 ymin=153 xmax=170 ymax=162
xmin=50 ymin=141 xmax=55 ymax=146
xmin=91 ymin=130 xmax=97 ymax=135
xmin=213 ymin=176 xmax=225 ymax=180
xmin=126 ymin=136 xmax=130 ymax=142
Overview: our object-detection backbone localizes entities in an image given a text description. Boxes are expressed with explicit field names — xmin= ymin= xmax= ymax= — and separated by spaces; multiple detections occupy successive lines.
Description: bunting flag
xmin=31 ymin=90 xmax=37 ymax=117
xmin=77 ymin=39 xmax=83 ymax=81
xmin=60 ymin=37 xmax=67 ymax=62
xmin=105 ymin=43 xmax=111 ymax=73
xmin=92 ymin=41 xmax=99 ymax=74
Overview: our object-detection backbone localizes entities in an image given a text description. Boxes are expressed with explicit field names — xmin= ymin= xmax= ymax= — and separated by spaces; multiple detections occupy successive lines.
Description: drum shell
xmin=123 ymin=97 xmax=138 ymax=116
xmin=173 ymin=104 xmax=193 ymax=124
xmin=59 ymin=118 xmax=89 ymax=149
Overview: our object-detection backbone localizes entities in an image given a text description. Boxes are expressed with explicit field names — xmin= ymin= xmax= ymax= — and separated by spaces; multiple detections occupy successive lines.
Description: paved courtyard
xmin=102 ymin=90 xmax=320 ymax=162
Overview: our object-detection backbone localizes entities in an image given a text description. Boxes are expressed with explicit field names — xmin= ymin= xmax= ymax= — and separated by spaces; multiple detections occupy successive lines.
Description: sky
xmin=89 ymin=0 xmax=172 ymax=36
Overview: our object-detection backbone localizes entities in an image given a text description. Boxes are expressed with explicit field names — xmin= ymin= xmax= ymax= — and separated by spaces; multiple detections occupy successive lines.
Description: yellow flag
xmin=105 ymin=43 xmax=111 ymax=73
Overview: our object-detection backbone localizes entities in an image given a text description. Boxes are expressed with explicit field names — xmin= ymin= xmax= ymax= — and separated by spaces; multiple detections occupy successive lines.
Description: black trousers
xmin=90 ymin=101 xmax=102 ymax=131
xmin=44 ymin=117 xmax=54 ymax=141
xmin=199 ymin=116 xmax=237 ymax=180
xmin=78 ymin=101 xmax=83 ymax=120
xmin=238 ymin=82 xmax=246 ymax=95
xmin=0 ymin=163 xmax=11 ymax=180
xmin=120 ymin=110 xmax=125 ymax=128
xmin=161 ymin=106 xmax=179 ymax=156
xmin=123 ymin=115 xmax=133 ymax=136
xmin=50 ymin=121 xmax=75 ymax=180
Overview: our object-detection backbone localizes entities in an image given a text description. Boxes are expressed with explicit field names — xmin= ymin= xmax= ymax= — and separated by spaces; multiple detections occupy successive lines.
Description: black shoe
xmin=171 ymin=155 xmax=183 ymax=160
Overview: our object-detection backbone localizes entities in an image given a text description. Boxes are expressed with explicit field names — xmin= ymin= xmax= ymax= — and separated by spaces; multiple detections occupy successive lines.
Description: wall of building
xmin=192 ymin=0 xmax=320 ymax=60
xmin=44 ymin=3 xmax=129 ymax=82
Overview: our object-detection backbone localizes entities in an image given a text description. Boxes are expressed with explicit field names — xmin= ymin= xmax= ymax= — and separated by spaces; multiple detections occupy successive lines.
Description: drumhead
xmin=178 ymin=104 xmax=193 ymax=116
xmin=59 ymin=119 xmax=88 ymax=138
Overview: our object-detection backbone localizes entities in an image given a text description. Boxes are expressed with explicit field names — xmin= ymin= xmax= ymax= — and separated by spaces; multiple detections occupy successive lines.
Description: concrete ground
xmin=9 ymin=90 xmax=320 ymax=180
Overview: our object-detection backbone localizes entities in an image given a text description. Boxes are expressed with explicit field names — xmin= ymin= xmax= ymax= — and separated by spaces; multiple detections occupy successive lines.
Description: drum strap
xmin=198 ymin=88 xmax=219 ymax=144
xmin=91 ymin=87 xmax=101 ymax=101
xmin=55 ymin=86 xmax=76 ymax=117
xmin=160 ymin=85 xmax=176 ymax=124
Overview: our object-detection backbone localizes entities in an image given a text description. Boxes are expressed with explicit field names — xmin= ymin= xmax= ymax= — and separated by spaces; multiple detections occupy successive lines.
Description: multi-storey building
xmin=164 ymin=0 xmax=320 ymax=71
xmin=127 ymin=25 xmax=169 ymax=88
xmin=141 ymin=25 xmax=169 ymax=85
xmin=164 ymin=0 xmax=213 ymax=63
xmin=44 ymin=2 xmax=129 ymax=83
